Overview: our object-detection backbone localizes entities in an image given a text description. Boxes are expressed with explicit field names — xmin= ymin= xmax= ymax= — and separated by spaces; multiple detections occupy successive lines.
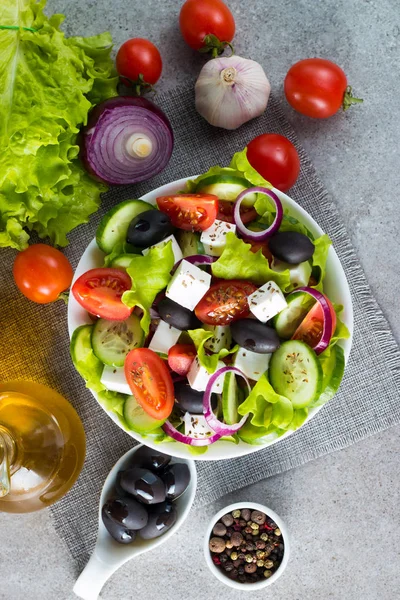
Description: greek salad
xmin=70 ymin=148 xmax=350 ymax=454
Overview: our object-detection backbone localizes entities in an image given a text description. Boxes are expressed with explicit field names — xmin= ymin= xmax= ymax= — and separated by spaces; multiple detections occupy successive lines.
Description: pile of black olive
xmin=102 ymin=446 xmax=190 ymax=543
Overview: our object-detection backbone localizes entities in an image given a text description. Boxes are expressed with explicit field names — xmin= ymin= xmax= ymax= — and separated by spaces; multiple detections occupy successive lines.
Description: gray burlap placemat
xmin=1 ymin=88 xmax=399 ymax=568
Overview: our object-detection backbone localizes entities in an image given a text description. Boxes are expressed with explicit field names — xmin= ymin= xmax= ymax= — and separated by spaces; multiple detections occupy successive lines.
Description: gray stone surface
xmin=1 ymin=0 xmax=399 ymax=599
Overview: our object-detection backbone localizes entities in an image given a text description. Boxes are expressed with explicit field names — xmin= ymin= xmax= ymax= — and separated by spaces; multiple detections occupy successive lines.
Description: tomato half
xmin=247 ymin=134 xmax=300 ymax=192
xmin=292 ymin=296 xmax=337 ymax=348
xmin=13 ymin=244 xmax=73 ymax=304
xmin=156 ymin=194 xmax=218 ymax=231
xmin=168 ymin=344 xmax=196 ymax=376
xmin=284 ymin=58 xmax=355 ymax=119
xmin=116 ymin=38 xmax=162 ymax=85
xmin=72 ymin=268 xmax=132 ymax=321
xmin=195 ymin=280 xmax=257 ymax=325
xmin=179 ymin=0 xmax=235 ymax=51
xmin=125 ymin=348 xmax=174 ymax=420
xmin=217 ymin=200 xmax=258 ymax=225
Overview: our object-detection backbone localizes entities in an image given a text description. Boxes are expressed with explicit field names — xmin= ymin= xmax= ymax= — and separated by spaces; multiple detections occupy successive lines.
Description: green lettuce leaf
xmin=331 ymin=304 xmax=351 ymax=345
xmin=122 ymin=242 xmax=175 ymax=335
xmin=311 ymin=234 xmax=332 ymax=290
xmin=212 ymin=232 xmax=291 ymax=289
xmin=0 ymin=0 xmax=118 ymax=249
xmin=229 ymin=148 xmax=273 ymax=188
xmin=188 ymin=328 xmax=239 ymax=374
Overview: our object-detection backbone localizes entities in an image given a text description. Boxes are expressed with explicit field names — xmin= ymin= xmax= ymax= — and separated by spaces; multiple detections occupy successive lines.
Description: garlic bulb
xmin=195 ymin=56 xmax=271 ymax=130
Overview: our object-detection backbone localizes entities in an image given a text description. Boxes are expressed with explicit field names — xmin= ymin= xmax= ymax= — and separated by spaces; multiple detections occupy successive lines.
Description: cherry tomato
xmin=124 ymin=348 xmax=174 ymax=420
xmin=156 ymin=194 xmax=218 ymax=231
xmin=247 ymin=134 xmax=300 ymax=192
xmin=168 ymin=344 xmax=196 ymax=376
xmin=179 ymin=0 xmax=235 ymax=51
xmin=293 ymin=296 xmax=337 ymax=348
xmin=195 ymin=280 xmax=257 ymax=325
xmin=116 ymin=38 xmax=162 ymax=85
xmin=284 ymin=58 xmax=362 ymax=119
xmin=13 ymin=244 xmax=73 ymax=304
xmin=217 ymin=200 xmax=258 ymax=225
xmin=72 ymin=268 xmax=132 ymax=321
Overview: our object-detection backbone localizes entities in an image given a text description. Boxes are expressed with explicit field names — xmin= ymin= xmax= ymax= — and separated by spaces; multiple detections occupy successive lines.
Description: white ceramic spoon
xmin=73 ymin=445 xmax=197 ymax=600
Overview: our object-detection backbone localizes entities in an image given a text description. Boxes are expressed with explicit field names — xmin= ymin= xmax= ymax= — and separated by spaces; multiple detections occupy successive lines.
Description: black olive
xmin=132 ymin=446 xmax=171 ymax=471
xmin=120 ymin=467 xmax=166 ymax=505
xmin=115 ymin=471 xmax=129 ymax=497
xmin=230 ymin=319 xmax=280 ymax=354
xmin=158 ymin=297 xmax=201 ymax=331
xmin=268 ymin=231 xmax=314 ymax=264
xmin=102 ymin=497 xmax=148 ymax=530
xmin=101 ymin=505 xmax=136 ymax=544
xmin=139 ymin=501 xmax=177 ymax=540
xmin=174 ymin=382 xmax=218 ymax=414
xmin=126 ymin=209 xmax=175 ymax=248
xmin=162 ymin=463 xmax=191 ymax=501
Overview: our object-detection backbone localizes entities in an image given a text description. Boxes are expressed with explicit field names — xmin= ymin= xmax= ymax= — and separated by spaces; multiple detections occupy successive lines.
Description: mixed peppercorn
xmin=208 ymin=508 xmax=284 ymax=584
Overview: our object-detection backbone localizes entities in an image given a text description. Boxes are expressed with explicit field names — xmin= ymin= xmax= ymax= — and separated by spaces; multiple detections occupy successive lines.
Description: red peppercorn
xmin=233 ymin=524 xmax=242 ymax=531
xmin=213 ymin=556 xmax=221 ymax=565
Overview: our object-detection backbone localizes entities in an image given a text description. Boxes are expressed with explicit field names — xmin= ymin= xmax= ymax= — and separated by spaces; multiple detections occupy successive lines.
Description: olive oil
xmin=0 ymin=381 xmax=85 ymax=513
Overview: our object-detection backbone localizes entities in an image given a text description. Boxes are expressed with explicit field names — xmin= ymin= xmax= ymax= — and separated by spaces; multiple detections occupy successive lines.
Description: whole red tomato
xmin=284 ymin=58 xmax=363 ymax=118
xmin=116 ymin=38 xmax=162 ymax=85
xmin=13 ymin=244 xmax=73 ymax=304
xmin=247 ymin=134 xmax=300 ymax=192
xmin=179 ymin=0 xmax=235 ymax=55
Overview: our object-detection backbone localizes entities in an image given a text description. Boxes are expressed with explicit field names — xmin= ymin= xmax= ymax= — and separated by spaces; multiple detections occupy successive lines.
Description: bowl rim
xmin=68 ymin=175 xmax=354 ymax=461
xmin=204 ymin=501 xmax=290 ymax=591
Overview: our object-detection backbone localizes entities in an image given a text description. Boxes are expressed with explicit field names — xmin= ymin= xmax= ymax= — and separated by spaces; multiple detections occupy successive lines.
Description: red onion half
xmin=204 ymin=366 xmax=250 ymax=434
xmin=234 ymin=187 xmax=283 ymax=241
xmin=80 ymin=97 xmax=173 ymax=185
xmin=290 ymin=286 xmax=334 ymax=354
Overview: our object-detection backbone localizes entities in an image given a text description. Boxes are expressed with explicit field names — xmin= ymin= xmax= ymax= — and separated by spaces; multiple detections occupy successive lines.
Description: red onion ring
xmin=290 ymin=286 xmax=334 ymax=354
xmin=80 ymin=97 xmax=173 ymax=185
xmin=173 ymin=254 xmax=217 ymax=272
xmin=234 ymin=187 xmax=283 ymax=241
xmin=162 ymin=420 xmax=223 ymax=446
xmin=203 ymin=366 xmax=250 ymax=434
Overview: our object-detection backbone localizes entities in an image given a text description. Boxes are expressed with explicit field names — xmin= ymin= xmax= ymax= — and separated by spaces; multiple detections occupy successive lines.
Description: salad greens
xmin=0 ymin=0 xmax=118 ymax=250
xmin=188 ymin=328 xmax=239 ymax=373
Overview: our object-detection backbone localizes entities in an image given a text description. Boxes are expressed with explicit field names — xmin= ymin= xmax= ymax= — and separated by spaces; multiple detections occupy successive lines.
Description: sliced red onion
xmin=162 ymin=420 xmax=223 ymax=446
xmin=172 ymin=254 xmax=217 ymax=273
xmin=149 ymin=307 xmax=160 ymax=320
xmin=80 ymin=97 xmax=173 ymax=185
xmin=290 ymin=286 xmax=334 ymax=354
xmin=234 ymin=187 xmax=283 ymax=241
xmin=203 ymin=366 xmax=250 ymax=434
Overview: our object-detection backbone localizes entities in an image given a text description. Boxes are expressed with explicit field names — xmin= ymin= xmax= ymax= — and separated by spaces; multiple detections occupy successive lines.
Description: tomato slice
xmin=292 ymin=295 xmax=337 ymax=348
xmin=72 ymin=268 xmax=132 ymax=321
xmin=168 ymin=343 xmax=196 ymax=376
xmin=195 ymin=280 xmax=258 ymax=325
xmin=246 ymin=239 xmax=273 ymax=264
xmin=217 ymin=200 xmax=258 ymax=225
xmin=156 ymin=194 xmax=218 ymax=231
xmin=124 ymin=348 xmax=174 ymax=420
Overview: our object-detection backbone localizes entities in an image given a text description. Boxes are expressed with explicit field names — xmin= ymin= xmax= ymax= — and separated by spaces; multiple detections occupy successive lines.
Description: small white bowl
xmin=204 ymin=502 xmax=290 ymax=591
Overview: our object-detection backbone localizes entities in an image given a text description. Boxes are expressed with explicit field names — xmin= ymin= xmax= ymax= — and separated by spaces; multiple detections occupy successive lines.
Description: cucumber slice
xmin=222 ymin=371 xmax=240 ymax=425
xmin=269 ymin=340 xmax=322 ymax=408
xmin=110 ymin=254 xmax=137 ymax=269
xmin=273 ymin=292 xmax=314 ymax=339
xmin=92 ymin=314 xmax=144 ymax=367
xmin=176 ymin=230 xmax=205 ymax=257
xmin=96 ymin=199 xmax=154 ymax=254
xmin=70 ymin=324 xmax=103 ymax=381
xmin=194 ymin=174 xmax=256 ymax=207
xmin=123 ymin=395 xmax=166 ymax=433
xmin=312 ymin=345 xmax=345 ymax=407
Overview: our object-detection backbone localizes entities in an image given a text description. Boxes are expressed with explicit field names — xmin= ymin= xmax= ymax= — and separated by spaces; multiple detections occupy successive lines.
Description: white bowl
xmin=68 ymin=176 xmax=353 ymax=461
xmin=204 ymin=501 xmax=289 ymax=590
xmin=73 ymin=444 xmax=197 ymax=600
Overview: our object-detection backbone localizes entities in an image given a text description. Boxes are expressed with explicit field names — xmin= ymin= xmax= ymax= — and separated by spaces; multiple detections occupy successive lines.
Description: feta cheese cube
xmin=166 ymin=259 xmax=211 ymax=311
xmin=248 ymin=280 xmax=287 ymax=323
xmin=100 ymin=366 xmax=131 ymax=395
xmin=149 ymin=320 xmax=181 ymax=356
xmin=183 ymin=413 xmax=215 ymax=439
xmin=142 ymin=234 xmax=183 ymax=265
xmin=187 ymin=357 xmax=224 ymax=392
xmin=233 ymin=348 xmax=271 ymax=381
xmin=271 ymin=258 xmax=312 ymax=289
xmin=204 ymin=324 xmax=232 ymax=353
xmin=200 ymin=219 xmax=236 ymax=256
